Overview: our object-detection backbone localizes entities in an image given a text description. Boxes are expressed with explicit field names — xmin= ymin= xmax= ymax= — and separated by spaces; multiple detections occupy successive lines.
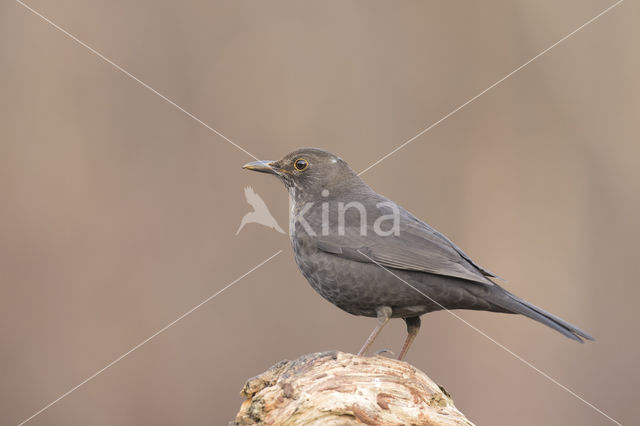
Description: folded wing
xmin=314 ymin=209 xmax=497 ymax=286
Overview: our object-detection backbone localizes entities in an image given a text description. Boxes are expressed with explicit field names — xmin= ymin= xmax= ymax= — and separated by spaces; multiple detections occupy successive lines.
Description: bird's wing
xmin=314 ymin=209 xmax=496 ymax=286
xmin=244 ymin=186 xmax=270 ymax=211
xmin=406 ymin=213 xmax=502 ymax=280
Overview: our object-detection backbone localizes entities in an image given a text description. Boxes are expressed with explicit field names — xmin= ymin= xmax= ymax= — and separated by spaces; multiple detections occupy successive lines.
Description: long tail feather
xmin=491 ymin=288 xmax=595 ymax=342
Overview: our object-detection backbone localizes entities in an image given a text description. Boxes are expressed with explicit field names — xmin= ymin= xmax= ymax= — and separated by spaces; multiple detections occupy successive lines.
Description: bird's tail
xmin=491 ymin=287 xmax=595 ymax=343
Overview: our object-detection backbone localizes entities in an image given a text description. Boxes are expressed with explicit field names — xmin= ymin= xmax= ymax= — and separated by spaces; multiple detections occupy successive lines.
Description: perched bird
xmin=236 ymin=186 xmax=285 ymax=235
xmin=243 ymin=148 xmax=593 ymax=359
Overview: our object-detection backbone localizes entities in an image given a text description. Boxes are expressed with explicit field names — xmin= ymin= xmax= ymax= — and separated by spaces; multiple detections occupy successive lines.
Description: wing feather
xmin=313 ymin=206 xmax=496 ymax=286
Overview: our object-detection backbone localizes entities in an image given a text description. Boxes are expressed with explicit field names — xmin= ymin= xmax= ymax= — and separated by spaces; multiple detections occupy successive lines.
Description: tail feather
xmin=492 ymin=288 xmax=595 ymax=343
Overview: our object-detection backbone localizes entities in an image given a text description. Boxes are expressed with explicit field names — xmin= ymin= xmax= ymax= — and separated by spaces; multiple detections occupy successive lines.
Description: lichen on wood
xmin=233 ymin=351 xmax=474 ymax=425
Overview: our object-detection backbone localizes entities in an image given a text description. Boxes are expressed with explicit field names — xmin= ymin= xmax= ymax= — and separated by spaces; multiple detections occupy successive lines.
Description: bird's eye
xmin=294 ymin=158 xmax=308 ymax=171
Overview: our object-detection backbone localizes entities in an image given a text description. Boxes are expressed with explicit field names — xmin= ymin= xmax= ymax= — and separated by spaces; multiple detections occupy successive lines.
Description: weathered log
xmin=233 ymin=351 xmax=474 ymax=425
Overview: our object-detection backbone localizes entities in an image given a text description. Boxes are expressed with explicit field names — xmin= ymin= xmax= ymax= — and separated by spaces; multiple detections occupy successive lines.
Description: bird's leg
xmin=357 ymin=306 xmax=392 ymax=356
xmin=398 ymin=316 xmax=421 ymax=361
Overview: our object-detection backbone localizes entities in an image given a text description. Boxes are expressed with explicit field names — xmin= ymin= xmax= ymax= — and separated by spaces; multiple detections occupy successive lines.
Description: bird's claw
xmin=374 ymin=349 xmax=395 ymax=358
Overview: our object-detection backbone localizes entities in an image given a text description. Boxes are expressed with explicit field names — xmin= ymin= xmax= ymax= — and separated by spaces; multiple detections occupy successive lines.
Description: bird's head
xmin=243 ymin=148 xmax=364 ymax=199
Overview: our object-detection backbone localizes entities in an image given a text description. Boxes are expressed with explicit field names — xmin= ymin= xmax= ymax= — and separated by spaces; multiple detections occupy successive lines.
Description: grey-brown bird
xmin=243 ymin=148 xmax=594 ymax=360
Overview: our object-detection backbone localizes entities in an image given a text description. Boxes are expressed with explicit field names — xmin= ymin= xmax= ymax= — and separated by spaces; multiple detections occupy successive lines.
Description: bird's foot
xmin=374 ymin=349 xmax=396 ymax=358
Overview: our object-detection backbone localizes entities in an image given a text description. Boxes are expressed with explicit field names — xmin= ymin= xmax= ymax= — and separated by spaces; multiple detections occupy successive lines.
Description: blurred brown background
xmin=1 ymin=0 xmax=638 ymax=425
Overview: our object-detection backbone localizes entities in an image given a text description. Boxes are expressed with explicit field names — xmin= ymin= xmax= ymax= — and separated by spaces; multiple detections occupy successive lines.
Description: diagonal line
xmin=356 ymin=249 xmax=622 ymax=425
xmin=358 ymin=0 xmax=624 ymax=176
xmin=14 ymin=0 xmax=260 ymax=162
xmin=16 ymin=250 xmax=283 ymax=426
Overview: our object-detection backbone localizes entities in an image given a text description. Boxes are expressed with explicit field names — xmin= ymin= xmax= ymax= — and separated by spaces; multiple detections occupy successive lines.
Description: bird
xmin=236 ymin=186 xmax=285 ymax=235
xmin=243 ymin=148 xmax=594 ymax=360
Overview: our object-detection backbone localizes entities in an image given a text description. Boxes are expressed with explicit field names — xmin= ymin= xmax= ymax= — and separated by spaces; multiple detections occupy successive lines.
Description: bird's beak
xmin=242 ymin=160 xmax=281 ymax=175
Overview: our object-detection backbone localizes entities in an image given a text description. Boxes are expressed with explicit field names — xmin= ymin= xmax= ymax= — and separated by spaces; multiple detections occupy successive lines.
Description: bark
xmin=233 ymin=351 xmax=474 ymax=425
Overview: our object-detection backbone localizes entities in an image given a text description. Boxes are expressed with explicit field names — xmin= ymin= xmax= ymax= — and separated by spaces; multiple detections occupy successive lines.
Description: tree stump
xmin=233 ymin=351 xmax=474 ymax=425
